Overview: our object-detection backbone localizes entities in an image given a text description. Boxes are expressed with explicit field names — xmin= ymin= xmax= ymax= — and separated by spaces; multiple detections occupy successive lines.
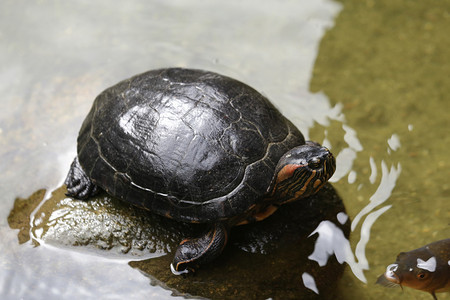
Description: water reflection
xmin=301 ymin=89 xmax=404 ymax=282
xmin=387 ymin=134 xmax=401 ymax=152
xmin=302 ymin=272 xmax=319 ymax=294
xmin=318 ymin=130 xmax=402 ymax=283
xmin=352 ymin=161 xmax=401 ymax=232
xmin=296 ymin=90 xmax=404 ymax=283
xmin=308 ymin=219 xmax=363 ymax=279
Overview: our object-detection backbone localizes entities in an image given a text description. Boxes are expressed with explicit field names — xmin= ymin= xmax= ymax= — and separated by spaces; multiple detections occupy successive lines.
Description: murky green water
xmin=310 ymin=1 xmax=450 ymax=299
xmin=0 ymin=0 xmax=449 ymax=299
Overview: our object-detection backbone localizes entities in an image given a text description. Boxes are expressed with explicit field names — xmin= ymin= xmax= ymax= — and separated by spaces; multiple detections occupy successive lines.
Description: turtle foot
xmin=64 ymin=157 xmax=99 ymax=200
xmin=171 ymin=223 xmax=228 ymax=275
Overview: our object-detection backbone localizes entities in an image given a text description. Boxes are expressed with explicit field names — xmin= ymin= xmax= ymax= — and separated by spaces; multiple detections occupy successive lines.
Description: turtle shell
xmin=77 ymin=68 xmax=305 ymax=223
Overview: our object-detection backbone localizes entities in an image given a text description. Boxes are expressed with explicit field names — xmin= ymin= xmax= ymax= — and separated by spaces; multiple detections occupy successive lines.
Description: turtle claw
xmin=65 ymin=157 xmax=99 ymax=200
xmin=170 ymin=263 xmax=190 ymax=276
xmin=171 ymin=223 xmax=228 ymax=275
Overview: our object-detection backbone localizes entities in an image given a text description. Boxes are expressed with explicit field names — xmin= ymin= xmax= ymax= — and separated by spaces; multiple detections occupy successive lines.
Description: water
xmin=1 ymin=0 xmax=449 ymax=299
xmin=309 ymin=1 xmax=450 ymax=299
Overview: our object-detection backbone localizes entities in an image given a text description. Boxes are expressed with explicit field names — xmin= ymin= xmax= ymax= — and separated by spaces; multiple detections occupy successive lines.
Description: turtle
xmin=64 ymin=68 xmax=336 ymax=275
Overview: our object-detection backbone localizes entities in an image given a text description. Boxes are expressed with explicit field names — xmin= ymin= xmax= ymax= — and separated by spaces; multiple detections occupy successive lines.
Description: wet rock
xmin=11 ymin=186 xmax=197 ymax=257
xmin=8 ymin=183 xmax=349 ymax=299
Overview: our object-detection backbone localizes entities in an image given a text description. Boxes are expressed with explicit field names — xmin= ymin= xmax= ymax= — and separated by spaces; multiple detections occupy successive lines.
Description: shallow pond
xmin=0 ymin=0 xmax=449 ymax=299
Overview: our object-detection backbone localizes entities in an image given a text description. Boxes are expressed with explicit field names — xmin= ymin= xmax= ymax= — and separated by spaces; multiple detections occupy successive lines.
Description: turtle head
xmin=269 ymin=141 xmax=335 ymax=204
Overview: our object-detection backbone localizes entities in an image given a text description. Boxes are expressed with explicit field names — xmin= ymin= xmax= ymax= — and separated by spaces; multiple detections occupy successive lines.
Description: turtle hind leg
xmin=171 ymin=223 xmax=229 ymax=275
xmin=64 ymin=157 xmax=99 ymax=200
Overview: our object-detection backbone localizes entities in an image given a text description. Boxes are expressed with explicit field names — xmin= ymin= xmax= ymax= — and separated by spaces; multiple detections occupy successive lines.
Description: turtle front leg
xmin=171 ymin=223 xmax=228 ymax=275
xmin=65 ymin=157 xmax=99 ymax=200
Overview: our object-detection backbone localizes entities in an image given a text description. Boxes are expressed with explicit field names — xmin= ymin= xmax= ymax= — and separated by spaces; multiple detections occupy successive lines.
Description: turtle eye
xmin=308 ymin=157 xmax=322 ymax=169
